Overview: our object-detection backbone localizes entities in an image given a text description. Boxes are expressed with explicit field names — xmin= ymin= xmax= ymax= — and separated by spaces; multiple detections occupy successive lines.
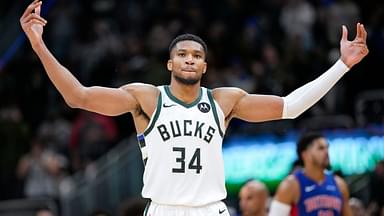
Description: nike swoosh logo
xmin=219 ymin=209 xmax=226 ymax=214
xmin=305 ymin=185 xmax=316 ymax=192
xmin=162 ymin=104 xmax=176 ymax=108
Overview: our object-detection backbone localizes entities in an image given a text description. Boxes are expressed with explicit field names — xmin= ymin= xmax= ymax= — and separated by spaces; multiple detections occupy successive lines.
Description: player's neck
xmin=169 ymin=81 xmax=201 ymax=104
xmin=303 ymin=165 xmax=325 ymax=183
xmin=254 ymin=211 xmax=267 ymax=216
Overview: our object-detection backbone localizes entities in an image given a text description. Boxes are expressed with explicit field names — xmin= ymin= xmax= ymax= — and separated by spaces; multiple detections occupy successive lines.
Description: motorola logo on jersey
xmin=198 ymin=102 xmax=210 ymax=113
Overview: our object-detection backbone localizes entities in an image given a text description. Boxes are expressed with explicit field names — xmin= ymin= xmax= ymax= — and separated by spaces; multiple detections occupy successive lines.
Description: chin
xmin=174 ymin=74 xmax=200 ymax=85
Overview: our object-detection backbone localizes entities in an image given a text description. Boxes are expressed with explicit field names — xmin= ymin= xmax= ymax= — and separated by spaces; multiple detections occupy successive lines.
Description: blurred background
xmin=1 ymin=0 xmax=384 ymax=215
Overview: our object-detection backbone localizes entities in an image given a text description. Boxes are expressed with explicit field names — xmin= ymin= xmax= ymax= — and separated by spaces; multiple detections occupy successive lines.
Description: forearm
xmin=282 ymin=59 xmax=350 ymax=119
xmin=33 ymin=40 xmax=85 ymax=106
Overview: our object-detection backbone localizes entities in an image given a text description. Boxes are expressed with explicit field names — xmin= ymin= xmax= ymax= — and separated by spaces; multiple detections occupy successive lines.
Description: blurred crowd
xmin=1 ymin=0 xmax=384 ymax=215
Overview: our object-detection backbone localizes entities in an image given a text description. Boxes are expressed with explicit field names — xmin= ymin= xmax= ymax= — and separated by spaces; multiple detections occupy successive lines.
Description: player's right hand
xmin=20 ymin=0 xmax=47 ymax=48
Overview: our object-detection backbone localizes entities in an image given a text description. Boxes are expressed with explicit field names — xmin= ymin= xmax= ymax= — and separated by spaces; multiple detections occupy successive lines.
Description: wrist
xmin=31 ymin=38 xmax=45 ymax=52
xmin=339 ymin=56 xmax=353 ymax=69
xmin=335 ymin=59 xmax=350 ymax=74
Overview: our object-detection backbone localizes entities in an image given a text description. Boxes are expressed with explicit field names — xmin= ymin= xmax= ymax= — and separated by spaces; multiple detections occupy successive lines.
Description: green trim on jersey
xmin=143 ymin=92 xmax=162 ymax=136
xmin=143 ymin=201 xmax=151 ymax=216
xmin=164 ymin=85 xmax=202 ymax=108
xmin=207 ymin=89 xmax=224 ymax=137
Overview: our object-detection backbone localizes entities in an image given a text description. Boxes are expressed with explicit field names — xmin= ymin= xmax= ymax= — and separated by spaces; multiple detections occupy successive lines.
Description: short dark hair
xmin=168 ymin=33 xmax=208 ymax=57
xmin=296 ymin=132 xmax=325 ymax=165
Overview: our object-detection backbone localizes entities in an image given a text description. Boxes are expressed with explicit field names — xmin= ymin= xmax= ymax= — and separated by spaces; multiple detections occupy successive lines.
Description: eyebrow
xmin=176 ymin=49 xmax=204 ymax=54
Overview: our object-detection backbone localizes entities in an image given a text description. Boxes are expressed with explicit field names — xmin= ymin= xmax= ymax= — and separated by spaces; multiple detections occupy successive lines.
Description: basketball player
xmin=20 ymin=1 xmax=368 ymax=215
xmin=239 ymin=180 xmax=269 ymax=216
xmin=269 ymin=132 xmax=352 ymax=216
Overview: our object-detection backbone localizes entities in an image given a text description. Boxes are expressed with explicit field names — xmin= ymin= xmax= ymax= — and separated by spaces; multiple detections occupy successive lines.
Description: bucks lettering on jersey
xmin=137 ymin=86 xmax=227 ymax=206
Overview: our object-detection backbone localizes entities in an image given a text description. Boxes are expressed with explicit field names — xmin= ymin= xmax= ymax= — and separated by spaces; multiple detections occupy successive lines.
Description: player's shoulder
xmin=211 ymin=86 xmax=246 ymax=94
xmin=120 ymin=83 xmax=160 ymax=97
xmin=281 ymin=174 xmax=300 ymax=190
xmin=211 ymin=87 xmax=247 ymax=100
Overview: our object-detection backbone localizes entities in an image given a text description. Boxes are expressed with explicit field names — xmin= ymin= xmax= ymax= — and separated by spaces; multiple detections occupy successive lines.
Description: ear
xmin=202 ymin=62 xmax=207 ymax=74
xmin=167 ymin=60 xmax=173 ymax=71
xmin=301 ymin=151 xmax=308 ymax=162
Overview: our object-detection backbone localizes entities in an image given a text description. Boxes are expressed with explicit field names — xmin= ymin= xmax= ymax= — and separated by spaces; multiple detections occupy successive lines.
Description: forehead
xmin=239 ymin=187 xmax=250 ymax=197
xmin=309 ymin=138 xmax=328 ymax=148
xmin=174 ymin=40 xmax=204 ymax=52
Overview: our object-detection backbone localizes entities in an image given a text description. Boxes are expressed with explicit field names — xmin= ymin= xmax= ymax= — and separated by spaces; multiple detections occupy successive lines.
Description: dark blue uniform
xmin=292 ymin=170 xmax=343 ymax=216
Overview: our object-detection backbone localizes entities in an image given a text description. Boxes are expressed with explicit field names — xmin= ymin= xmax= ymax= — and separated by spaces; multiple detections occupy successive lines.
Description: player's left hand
xmin=340 ymin=23 xmax=369 ymax=68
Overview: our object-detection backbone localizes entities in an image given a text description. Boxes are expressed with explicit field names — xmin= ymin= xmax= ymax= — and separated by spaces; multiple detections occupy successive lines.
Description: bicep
xmin=75 ymin=85 xmax=139 ymax=116
xmin=233 ymin=93 xmax=284 ymax=122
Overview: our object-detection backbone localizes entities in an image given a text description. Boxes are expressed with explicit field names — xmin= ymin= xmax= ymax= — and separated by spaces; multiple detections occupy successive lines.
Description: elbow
xmin=282 ymin=95 xmax=314 ymax=119
xmin=64 ymin=94 xmax=85 ymax=109
xmin=282 ymin=113 xmax=299 ymax=120
xmin=282 ymin=109 xmax=303 ymax=119
xmin=282 ymin=100 xmax=303 ymax=119
xmin=66 ymin=99 xmax=79 ymax=108
xmin=64 ymin=87 xmax=87 ymax=108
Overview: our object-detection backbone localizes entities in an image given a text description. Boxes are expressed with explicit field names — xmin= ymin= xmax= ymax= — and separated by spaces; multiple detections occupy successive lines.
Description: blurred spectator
xmin=70 ymin=111 xmax=118 ymax=171
xmin=0 ymin=105 xmax=30 ymax=199
xmin=239 ymin=180 xmax=269 ymax=216
xmin=17 ymin=138 xmax=68 ymax=199
xmin=280 ymin=0 xmax=316 ymax=51
xmin=324 ymin=0 xmax=360 ymax=46
xmin=37 ymin=110 xmax=71 ymax=156
xmin=349 ymin=197 xmax=366 ymax=216
xmin=35 ymin=207 xmax=55 ymax=216
xmin=369 ymin=160 xmax=384 ymax=215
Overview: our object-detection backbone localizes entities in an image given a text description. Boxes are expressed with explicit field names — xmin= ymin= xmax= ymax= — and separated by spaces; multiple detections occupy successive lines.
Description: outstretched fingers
xmin=35 ymin=3 xmax=41 ymax=16
xmin=354 ymin=23 xmax=368 ymax=44
xmin=341 ymin=25 xmax=348 ymax=42
xmin=23 ymin=13 xmax=47 ymax=25
xmin=21 ymin=0 xmax=41 ymax=21
xmin=361 ymin=24 xmax=368 ymax=43
xmin=355 ymin=23 xmax=361 ymax=40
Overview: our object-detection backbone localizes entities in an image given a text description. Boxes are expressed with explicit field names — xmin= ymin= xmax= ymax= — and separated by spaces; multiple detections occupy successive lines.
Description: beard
xmin=173 ymin=73 xmax=200 ymax=85
xmin=317 ymin=159 xmax=330 ymax=169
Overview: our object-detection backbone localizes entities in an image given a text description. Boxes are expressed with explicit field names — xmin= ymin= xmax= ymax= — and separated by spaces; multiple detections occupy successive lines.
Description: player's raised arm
xmin=222 ymin=23 xmax=368 ymax=123
xmin=20 ymin=1 xmax=154 ymax=116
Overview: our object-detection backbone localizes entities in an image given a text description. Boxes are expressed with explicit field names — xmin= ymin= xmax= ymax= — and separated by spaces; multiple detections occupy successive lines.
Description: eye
xmin=178 ymin=53 xmax=186 ymax=57
xmin=194 ymin=54 xmax=202 ymax=59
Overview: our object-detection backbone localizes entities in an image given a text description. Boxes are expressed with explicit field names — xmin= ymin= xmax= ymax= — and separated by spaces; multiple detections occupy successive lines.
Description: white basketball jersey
xmin=137 ymin=85 xmax=227 ymax=206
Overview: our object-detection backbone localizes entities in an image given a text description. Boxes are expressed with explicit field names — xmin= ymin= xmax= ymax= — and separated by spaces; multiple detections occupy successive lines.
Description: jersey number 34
xmin=172 ymin=147 xmax=202 ymax=174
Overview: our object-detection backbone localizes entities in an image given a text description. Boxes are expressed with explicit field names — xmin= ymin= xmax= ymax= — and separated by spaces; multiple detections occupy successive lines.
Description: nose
xmin=185 ymin=54 xmax=194 ymax=65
